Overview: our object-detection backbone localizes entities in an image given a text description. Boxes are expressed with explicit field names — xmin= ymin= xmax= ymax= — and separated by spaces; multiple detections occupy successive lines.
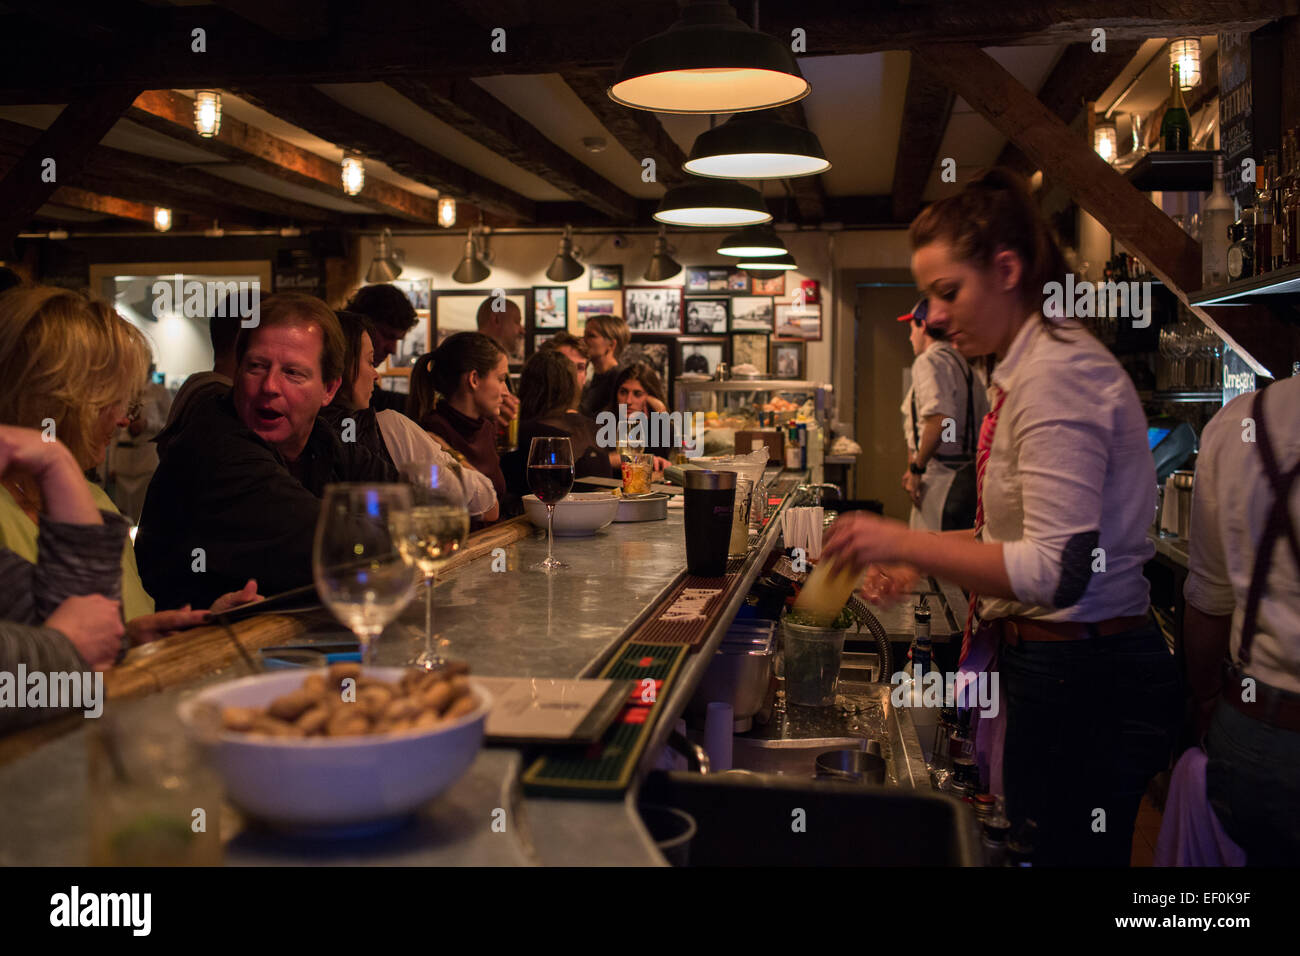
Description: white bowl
xmin=522 ymin=492 xmax=620 ymax=536
xmin=177 ymin=667 xmax=491 ymax=829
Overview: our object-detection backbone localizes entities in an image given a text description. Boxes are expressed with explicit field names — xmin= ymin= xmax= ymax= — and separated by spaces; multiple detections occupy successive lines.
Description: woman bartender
xmin=823 ymin=168 xmax=1179 ymax=866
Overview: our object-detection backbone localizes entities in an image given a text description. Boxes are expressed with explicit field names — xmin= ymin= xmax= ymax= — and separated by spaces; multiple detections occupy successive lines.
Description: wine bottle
xmin=1160 ymin=64 xmax=1192 ymax=151
xmin=1201 ymin=153 xmax=1234 ymax=287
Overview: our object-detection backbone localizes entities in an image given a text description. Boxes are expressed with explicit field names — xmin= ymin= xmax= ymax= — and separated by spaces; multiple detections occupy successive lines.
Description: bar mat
xmin=521 ymin=642 xmax=690 ymax=797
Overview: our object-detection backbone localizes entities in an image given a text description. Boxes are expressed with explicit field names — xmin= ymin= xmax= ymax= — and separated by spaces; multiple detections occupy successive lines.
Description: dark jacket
xmin=135 ymin=394 xmax=394 ymax=610
xmin=370 ymin=385 xmax=408 ymax=416
xmin=580 ymin=365 xmax=621 ymax=419
xmin=504 ymin=411 xmax=618 ymax=500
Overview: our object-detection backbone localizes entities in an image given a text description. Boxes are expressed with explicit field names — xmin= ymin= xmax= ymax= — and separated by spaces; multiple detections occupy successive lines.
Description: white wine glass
xmin=527 ymin=436 xmax=574 ymax=572
xmin=313 ymin=483 xmax=420 ymax=663
xmin=398 ymin=461 xmax=469 ymax=670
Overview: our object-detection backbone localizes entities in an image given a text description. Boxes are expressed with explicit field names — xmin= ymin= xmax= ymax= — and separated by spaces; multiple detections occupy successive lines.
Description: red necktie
xmin=960 ymin=384 xmax=1007 ymax=662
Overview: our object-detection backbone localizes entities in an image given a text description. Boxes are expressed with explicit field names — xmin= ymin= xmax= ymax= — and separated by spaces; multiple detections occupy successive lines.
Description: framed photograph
xmin=622 ymin=337 xmax=674 ymax=394
xmin=380 ymin=375 xmax=410 ymax=395
xmin=533 ymin=286 xmax=568 ymax=328
xmin=727 ymin=269 xmax=750 ymax=293
xmin=589 ymin=264 xmax=623 ymax=291
xmin=684 ymin=267 xmax=711 ymax=293
xmin=385 ymin=313 xmax=431 ymax=373
xmin=772 ymin=339 xmax=805 ymax=379
xmin=391 ymin=277 xmax=431 ymax=311
xmin=730 ymin=332 xmax=769 ymax=374
xmin=624 ymin=285 xmax=682 ymax=334
xmin=683 ymin=297 xmax=729 ymax=334
xmin=570 ymin=290 xmax=622 ymax=332
xmin=677 ymin=336 xmax=729 ymax=379
xmin=731 ymin=295 xmax=774 ymax=332
xmin=774 ymin=302 xmax=822 ymax=340
xmin=530 ymin=331 xmax=556 ymax=357
xmin=750 ymin=272 xmax=786 ymax=296
xmin=434 ymin=289 xmax=531 ymax=365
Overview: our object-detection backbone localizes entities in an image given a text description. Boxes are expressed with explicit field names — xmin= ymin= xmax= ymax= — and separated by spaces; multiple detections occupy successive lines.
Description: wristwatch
xmin=909 ymin=462 xmax=925 ymax=475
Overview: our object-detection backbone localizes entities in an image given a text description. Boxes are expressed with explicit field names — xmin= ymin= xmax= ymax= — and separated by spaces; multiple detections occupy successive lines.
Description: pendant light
xmin=643 ymin=226 xmax=682 ymax=281
xmin=452 ymin=226 xmax=491 ymax=284
xmin=738 ymin=252 xmax=797 ymax=271
xmin=193 ymin=91 xmax=222 ymax=137
xmin=438 ymin=197 xmax=457 ymax=228
xmin=366 ymin=228 xmax=402 ymax=283
xmin=1093 ymin=117 xmax=1118 ymax=164
xmin=153 ymin=207 xmax=172 ymax=233
xmin=545 ymin=225 xmax=584 ymax=282
xmin=654 ymin=180 xmax=771 ymax=227
xmin=1169 ymin=38 xmax=1201 ymax=90
xmin=341 ymin=151 xmax=365 ymax=196
xmin=685 ymin=111 xmax=830 ymax=179
xmin=717 ymin=223 xmax=787 ymax=258
xmin=609 ymin=1 xmax=809 ymax=114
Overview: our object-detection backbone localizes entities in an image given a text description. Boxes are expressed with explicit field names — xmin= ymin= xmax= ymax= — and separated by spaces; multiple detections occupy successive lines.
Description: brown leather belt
xmin=1000 ymin=614 xmax=1153 ymax=646
xmin=1221 ymin=671 xmax=1300 ymax=734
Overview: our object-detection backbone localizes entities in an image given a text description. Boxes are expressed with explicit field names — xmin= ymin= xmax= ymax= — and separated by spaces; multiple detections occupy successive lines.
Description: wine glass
xmin=527 ymin=436 xmax=574 ymax=572
xmin=398 ymin=461 xmax=469 ymax=670
xmin=313 ymin=483 xmax=421 ymax=662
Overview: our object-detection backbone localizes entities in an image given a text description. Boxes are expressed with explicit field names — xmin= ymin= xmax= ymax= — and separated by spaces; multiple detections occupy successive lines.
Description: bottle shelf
xmin=1190 ymin=262 xmax=1300 ymax=305
xmin=1150 ymin=388 xmax=1223 ymax=404
xmin=1124 ymin=151 xmax=1217 ymax=192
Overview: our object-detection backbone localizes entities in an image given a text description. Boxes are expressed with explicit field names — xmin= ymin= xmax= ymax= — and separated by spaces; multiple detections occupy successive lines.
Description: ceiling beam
xmin=231 ymin=84 xmax=535 ymax=224
xmin=0 ymin=86 xmax=140 ymax=252
xmin=560 ymin=69 xmax=688 ymax=188
xmin=891 ymin=56 xmax=956 ymax=223
xmin=208 ymin=0 xmax=331 ymax=40
xmin=386 ymin=76 xmax=637 ymax=222
xmin=127 ymin=90 xmax=439 ymax=224
xmin=48 ymin=187 xmax=157 ymax=224
xmin=997 ymin=39 xmax=1144 ymax=175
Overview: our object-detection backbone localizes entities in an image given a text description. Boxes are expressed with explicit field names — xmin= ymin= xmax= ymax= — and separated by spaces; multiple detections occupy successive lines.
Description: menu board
xmin=1218 ymin=32 xmax=1254 ymax=205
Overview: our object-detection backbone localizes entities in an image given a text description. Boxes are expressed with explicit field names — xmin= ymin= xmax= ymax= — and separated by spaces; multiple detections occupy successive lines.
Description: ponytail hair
xmin=909 ymin=167 xmax=1068 ymax=318
xmin=409 ymin=331 xmax=505 ymax=424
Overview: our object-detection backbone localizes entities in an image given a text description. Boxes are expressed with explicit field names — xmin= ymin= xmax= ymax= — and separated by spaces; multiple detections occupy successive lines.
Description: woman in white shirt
xmin=823 ymin=168 xmax=1179 ymax=866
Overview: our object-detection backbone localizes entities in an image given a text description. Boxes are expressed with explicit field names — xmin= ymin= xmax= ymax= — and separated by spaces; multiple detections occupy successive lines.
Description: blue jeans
xmin=1000 ymin=625 xmax=1180 ymax=866
xmin=1205 ymin=698 xmax=1300 ymax=864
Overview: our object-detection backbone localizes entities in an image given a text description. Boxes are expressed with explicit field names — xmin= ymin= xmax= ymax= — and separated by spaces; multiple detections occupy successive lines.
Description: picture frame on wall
xmin=434 ymin=289 xmax=531 ymax=365
xmin=570 ymin=290 xmax=623 ymax=332
xmin=750 ymin=272 xmax=786 ymax=296
xmin=727 ymin=269 xmax=750 ymax=293
xmin=774 ymin=302 xmax=822 ymax=340
xmin=684 ymin=267 xmax=711 ymax=293
xmin=771 ymin=339 xmax=805 ymax=379
xmin=386 ymin=312 xmax=431 ymax=373
xmin=677 ymin=336 xmax=729 ymax=379
xmin=624 ymin=286 xmax=682 ymax=334
xmin=589 ymin=264 xmax=623 ymax=290
xmin=530 ymin=331 xmax=556 ymax=356
xmin=621 ymin=337 xmax=674 ymax=396
xmin=683 ymin=297 xmax=728 ymax=334
xmin=533 ymin=286 xmax=568 ymax=328
xmin=730 ymin=332 xmax=769 ymax=374
xmin=391 ymin=277 xmax=431 ymax=311
xmin=730 ymin=295 xmax=774 ymax=332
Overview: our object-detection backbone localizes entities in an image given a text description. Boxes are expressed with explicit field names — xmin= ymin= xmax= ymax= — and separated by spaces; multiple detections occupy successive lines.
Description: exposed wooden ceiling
xmin=0 ymin=0 xmax=1286 ymax=245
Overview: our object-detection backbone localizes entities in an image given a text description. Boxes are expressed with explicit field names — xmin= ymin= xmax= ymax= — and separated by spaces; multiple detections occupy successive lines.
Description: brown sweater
xmin=420 ymin=401 xmax=508 ymax=504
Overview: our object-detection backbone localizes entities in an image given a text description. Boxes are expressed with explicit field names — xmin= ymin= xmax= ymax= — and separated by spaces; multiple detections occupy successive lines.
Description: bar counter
xmin=0 ymin=474 xmax=799 ymax=866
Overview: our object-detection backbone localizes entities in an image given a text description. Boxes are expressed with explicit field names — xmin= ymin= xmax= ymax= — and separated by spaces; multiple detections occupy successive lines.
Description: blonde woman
xmin=579 ymin=314 xmax=629 ymax=418
xmin=0 ymin=286 xmax=258 ymax=644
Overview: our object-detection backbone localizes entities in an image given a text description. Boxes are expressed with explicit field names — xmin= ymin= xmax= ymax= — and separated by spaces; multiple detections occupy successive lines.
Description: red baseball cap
xmin=897 ymin=298 xmax=928 ymax=323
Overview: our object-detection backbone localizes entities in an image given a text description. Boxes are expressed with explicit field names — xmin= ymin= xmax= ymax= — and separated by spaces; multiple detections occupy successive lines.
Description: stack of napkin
xmin=782 ymin=507 xmax=824 ymax=560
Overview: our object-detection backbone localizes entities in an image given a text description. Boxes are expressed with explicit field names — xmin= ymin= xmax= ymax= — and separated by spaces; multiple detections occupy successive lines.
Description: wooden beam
xmin=892 ymin=56 xmax=956 ymax=222
xmin=910 ymin=43 xmax=1201 ymax=296
xmin=0 ymin=86 xmax=140 ymax=251
xmin=127 ymin=90 xmax=440 ymax=225
xmin=997 ymin=40 xmax=1143 ymax=174
xmin=209 ymin=0 xmax=330 ymax=40
xmin=49 ymin=187 xmax=156 ymax=224
xmin=386 ymin=76 xmax=637 ymax=222
xmin=561 ymin=69 xmax=689 ymax=188
xmin=231 ymin=84 xmax=535 ymax=224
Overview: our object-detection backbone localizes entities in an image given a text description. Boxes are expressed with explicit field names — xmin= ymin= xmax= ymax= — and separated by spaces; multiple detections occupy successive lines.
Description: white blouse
xmin=376 ymin=410 xmax=498 ymax=518
xmin=899 ymin=340 xmax=986 ymax=458
xmin=977 ymin=316 xmax=1155 ymax=623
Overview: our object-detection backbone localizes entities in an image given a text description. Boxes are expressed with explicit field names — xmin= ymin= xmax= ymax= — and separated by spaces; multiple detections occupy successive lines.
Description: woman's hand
xmin=496 ymin=391 xmax=520 ymax=428
xmin=0 ymin=425 xmax=100 ymax=524
xmin=859 ymin=562 xmax=921 ymax=608
xmin=208 ymin=579 xmax=261 ymax=615
xmin=125 ymin=607 xmax=212 ymax=645
xmin=822 ymin=510 xmax=913 ymax=572
xmin=45 ymin=594 xmax=124 ymax=671
xmin=645 ymin=395 xmax=668 ymax=415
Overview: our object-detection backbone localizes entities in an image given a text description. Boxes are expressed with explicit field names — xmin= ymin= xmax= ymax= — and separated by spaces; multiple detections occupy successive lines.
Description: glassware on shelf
xmin=397 ymin=462 xmax=469 ymax=670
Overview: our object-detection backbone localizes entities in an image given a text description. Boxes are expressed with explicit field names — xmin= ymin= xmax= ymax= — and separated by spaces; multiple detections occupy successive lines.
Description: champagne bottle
xmin=1160 ymin=64 xmax=1192 ymax=151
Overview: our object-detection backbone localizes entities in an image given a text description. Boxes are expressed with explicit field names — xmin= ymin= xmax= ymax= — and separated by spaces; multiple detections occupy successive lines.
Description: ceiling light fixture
xmin=684 ymin=111 xmax=830 ymax=179
xmin=1094 ymin=117 xmax=1118 ymax=164
xmin=153 ymin=207 xmax=172 ymax=233
xmin=717 ymin=223 xmax=788 ymax=258
xmin=193 ymin=91 xmax=222 ymax=137
xmin=452 ymin=226 xmax=491 ymax=284
xmin=341 ymin=151 xmax=365 ymax=196
xmin=1169 ymin=38 xmax=1201 ymax=90
xmin=737 ymin=252 xmax=797 ymax=271
xmin=608 ymin=0 xmax=809 ymax=114
xmin=545 ymin=225 xmax=585 ymax=282
xmin=654 ymin=180 xmax=772 ymax=227
xmin=438 ymin=197 xmax=457 ymax=228
xmin=366 ymin=228 xmax=402 ymax=283
xmin=643 ymin=226 xmax=682 ymax=281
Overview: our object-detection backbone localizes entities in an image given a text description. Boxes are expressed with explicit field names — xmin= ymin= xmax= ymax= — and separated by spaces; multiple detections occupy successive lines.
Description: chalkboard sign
xmin=273 ymin=247 xmax=323 ymax=297
xmin=1218 ymin=32 xmax=1254 ymax=206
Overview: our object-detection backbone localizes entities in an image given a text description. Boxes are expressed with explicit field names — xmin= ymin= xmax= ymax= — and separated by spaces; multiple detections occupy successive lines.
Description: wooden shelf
xmin=1190 ymin=263 xmax=1300 ymax=306
xmin=1124 ymin=151 xmax=1217 ymax=192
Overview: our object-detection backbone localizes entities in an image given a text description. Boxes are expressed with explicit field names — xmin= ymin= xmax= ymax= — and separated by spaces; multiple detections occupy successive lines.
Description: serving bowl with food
xmin=522 ymin=491 xmax=620 ymax=536
xmin=178 ymin=662 xmax=491 ymax=831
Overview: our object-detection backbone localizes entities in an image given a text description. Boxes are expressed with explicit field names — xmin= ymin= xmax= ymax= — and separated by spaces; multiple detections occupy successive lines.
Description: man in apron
xmin=1184 ymin=375 xmax=1300 ymax=864
xmin=898 ymin=300 xmax=986 ymax=530
xmin=107 ymin=368 xmax=171 ymax=524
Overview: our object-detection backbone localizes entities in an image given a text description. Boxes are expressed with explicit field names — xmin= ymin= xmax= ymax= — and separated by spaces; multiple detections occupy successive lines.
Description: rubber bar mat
xmin=521 ymin=642 xmax=690 ymax=797
xmin=626 ymin=556 xmax=746 ymax=647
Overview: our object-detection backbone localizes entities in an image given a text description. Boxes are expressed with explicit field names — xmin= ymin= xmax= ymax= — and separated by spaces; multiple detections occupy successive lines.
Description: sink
xmin=638 ymin=771 xmax=979 ymax=866
xmin=731 ymin=736 xmax=876 ymax=778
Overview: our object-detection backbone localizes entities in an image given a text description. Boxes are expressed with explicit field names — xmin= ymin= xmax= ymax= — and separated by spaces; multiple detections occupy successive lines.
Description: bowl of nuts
xmin=178 ymin=662 xmax=492 ymax=830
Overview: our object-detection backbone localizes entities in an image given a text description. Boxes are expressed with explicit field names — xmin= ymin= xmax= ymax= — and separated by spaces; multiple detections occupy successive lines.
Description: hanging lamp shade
xmin=545 ymin=227 xmax=584 ymax=282
xmin=644 ymin=229 xmax=682 ymax=281
xmin=608 ymin=1 xmax=809 ymax=114
xmin=717 ymin=224 xmax=787 ymax=257
xmin=451 ymin=230 xmax=490 ymax=284
xmin=685 ymin=111 xmax=830 ymax=179
xmin=366 ymin=228 xmax=401 ymax=283
xmin=738 ymin=252 xmax=797 ymax=271
xmin=654 ymin=181 xmax=772 ymax=227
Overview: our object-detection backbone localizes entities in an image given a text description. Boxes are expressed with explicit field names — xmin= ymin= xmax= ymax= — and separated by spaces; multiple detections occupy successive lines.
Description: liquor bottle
xmin=1201 ymin=153 xmax=1235 ymax=287
xmin=1160 ymin=64 xmax=1192 ymax=151
xmin=1227 ymin=213 xmax=1255 ymax=281
xmin=912 ymin=598 xmax=932 ymax=679
xmin=1254 ymin=154 xmax=1275 ymax=275
xmin=1281 ymin=129 xmax=1299 ymax=267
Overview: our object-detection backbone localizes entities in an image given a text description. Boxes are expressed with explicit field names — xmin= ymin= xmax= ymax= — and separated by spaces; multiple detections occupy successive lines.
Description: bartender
xmin=898 ymin=299 xmax=985 ymax=530
xmin=107 ymin=365 xmax=170 ymax=523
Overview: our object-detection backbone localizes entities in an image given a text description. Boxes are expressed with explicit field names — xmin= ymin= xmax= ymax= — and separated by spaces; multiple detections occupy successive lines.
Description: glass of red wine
xmin=527 ymin=435 xmax=574 ymax=572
